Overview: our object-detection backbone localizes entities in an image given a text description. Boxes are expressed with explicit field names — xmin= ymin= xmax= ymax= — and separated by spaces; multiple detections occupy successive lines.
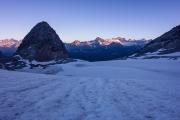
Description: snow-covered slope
xmin=136 ymin=25 xmax=180 ymax=56
xmin=0 ymin=59 xmax=180 ymax=120
xmin=132 ymin=51 xmax=180 ymax=59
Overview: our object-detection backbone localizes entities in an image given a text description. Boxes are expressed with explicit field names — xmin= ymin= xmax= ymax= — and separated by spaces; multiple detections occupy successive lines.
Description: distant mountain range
xmin=0 ymin=23 xmax=180 ymax=61
xmin=66 ymin=37 xmax=150 ymax=61
xmin=0 ymin=39 xmax=20 ymax=56
xmin=0 ymin=36 xmax=150 ymax=61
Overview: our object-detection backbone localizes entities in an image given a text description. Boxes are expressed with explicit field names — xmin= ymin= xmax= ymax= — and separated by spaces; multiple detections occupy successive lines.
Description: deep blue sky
xmin=0 ymin=0 xmax=180 ymax=42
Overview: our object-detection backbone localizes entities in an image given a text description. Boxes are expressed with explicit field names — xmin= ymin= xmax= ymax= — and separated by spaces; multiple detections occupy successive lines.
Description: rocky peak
xmin=72 ymin=40 xmax=81 ymax=45
xmin=136 ymin=25 xmax=180 ymax=55
xmin=112 ymin=37 xmax=126 ymax=41
xmin=95 ymin=37 xmax=104 ymax=41
xmin=16 ymin=21 xmax=69 ymax=61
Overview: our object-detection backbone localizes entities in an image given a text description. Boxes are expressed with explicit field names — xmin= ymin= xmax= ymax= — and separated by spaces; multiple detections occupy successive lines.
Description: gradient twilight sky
xmin=0 ymin=0 xmax=180 ymax=42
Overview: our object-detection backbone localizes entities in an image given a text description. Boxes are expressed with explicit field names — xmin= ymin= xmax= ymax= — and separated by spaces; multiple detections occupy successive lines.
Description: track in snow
xmin=0 ymin=59 xmax=180 ymax=120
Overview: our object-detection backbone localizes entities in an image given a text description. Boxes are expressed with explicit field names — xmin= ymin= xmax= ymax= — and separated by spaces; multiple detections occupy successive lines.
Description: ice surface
xmin=0 ymin=59 xmax=180 ymax=120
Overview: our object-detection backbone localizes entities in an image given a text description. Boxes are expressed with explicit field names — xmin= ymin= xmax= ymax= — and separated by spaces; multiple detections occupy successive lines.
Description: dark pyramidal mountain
xmin=16 ymin=21 xmax=69 ymax=61
xmin=136 ymin=25 xmax=180 ymax=56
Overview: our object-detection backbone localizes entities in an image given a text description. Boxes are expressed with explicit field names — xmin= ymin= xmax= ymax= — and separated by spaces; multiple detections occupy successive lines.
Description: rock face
xmin=136 ymin=25 xmax=180 ymax=55
xmin=0 ymin=51 xmax=3 ymax=57
xmin=16 ymin=21 xmax=69 ymax=61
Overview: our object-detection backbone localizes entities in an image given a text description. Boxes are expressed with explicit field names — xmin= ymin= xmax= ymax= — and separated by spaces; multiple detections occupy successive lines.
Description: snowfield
xmin=0 ymin=59 xmax=180 ymax=120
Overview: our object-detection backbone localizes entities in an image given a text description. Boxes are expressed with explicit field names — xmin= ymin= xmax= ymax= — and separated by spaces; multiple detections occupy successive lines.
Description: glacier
xmin=0 ymin=59 xmax=180 ymax=120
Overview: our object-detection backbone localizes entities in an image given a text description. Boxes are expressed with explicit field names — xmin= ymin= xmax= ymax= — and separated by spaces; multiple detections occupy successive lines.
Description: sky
xmin=0 ymin=0 xmax=180 ymax=42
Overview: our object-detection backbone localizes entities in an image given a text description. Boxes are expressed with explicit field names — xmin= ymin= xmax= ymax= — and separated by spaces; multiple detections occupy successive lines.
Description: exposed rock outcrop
xmin=136 ymin=25 xmax=180 ymax=56
xmin=16 ymin=21 xmax=69 ymax=61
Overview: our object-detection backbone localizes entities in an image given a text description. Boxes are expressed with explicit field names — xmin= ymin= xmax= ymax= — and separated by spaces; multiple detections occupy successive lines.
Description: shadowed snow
xmin=0 ymin=59 xmax=180 ymax=120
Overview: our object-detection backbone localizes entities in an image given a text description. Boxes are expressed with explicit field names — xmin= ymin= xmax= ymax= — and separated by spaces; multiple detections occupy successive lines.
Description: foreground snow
xmin=0 ymin=59 xmax=180 ymax=120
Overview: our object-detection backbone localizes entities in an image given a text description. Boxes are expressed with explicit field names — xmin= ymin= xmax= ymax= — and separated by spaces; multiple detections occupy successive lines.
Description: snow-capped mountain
xmin=0 ymin=37 xmax=150 ymax=61
xmin=0 ymin=39 xmax=20 ymax=48
xmin=0 ymin=39 xmax=20 ymax=56
xmin=65 ymin=37 xmax=150 ymax=61
xmin=68 ymin=37 xmax=149 ymax=47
